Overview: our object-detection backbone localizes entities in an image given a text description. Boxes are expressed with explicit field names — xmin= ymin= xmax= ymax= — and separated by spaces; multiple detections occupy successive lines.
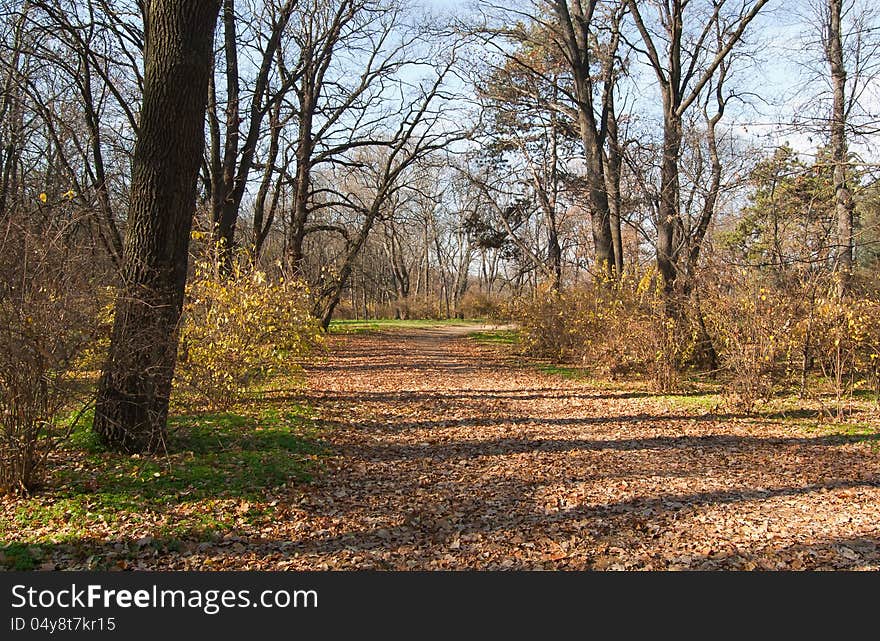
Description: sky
xmin=413 ymin=0 xmax=879 ymax=169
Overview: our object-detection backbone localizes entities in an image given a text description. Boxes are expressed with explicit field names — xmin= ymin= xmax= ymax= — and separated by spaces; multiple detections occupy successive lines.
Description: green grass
xmin=467 ymin=329 xmax=520 ymax=345
xmin=0 ymin=542 xmax=42 ymax=570
xmin=329 ymin=318 xmax=485 ymax=334
xmin=0 ymin=405 xmax=326 ymax=563
xmin=798 ymin=420 xmax=880 ymax=451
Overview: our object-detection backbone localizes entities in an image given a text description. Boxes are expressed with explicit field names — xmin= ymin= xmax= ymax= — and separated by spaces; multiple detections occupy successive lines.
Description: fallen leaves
xmin=4 ymin=325 xmax=880 ymax=570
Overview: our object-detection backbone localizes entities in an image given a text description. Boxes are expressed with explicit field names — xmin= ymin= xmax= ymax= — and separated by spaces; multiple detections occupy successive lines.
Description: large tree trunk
xmin=657 ymin=107 xmax=682 ymax=299
xmin=578 ymin=106 xmax=615 ymax=277
xmin=552 ymin=0 xmax=615 ymax=280
xmin=828 ymin=0 xmax=854 ymax=295
xmin=605 ymin=103 xmax=624 ymax=276
xmin=93 ymin=0 xmax=220 ymax=453
xmin=288 ymin=103 xmax=314 ymax=272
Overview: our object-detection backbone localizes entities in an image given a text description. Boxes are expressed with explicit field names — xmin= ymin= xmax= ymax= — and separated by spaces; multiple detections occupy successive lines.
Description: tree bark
xmin=626 ymin=0 xmax=770 ymax=298
xmin=605 ymin=97 xmax=624 ymax=276
xmin=93 ymin=0 xmax=221 ymax=453
xmin=657 ymin=105 xmax=682 ymax=298
xmin=828 ymin=0 xmax=854 ymax=295
xmin=552 ymin=0 xmax=615 ymax=279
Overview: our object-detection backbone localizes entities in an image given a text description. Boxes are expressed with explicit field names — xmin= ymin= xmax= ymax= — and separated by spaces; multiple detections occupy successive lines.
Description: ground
xmin=3 ymin=323 xmax=880 ymax=570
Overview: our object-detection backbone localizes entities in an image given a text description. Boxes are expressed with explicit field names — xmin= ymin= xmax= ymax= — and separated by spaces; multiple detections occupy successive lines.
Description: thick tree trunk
xmin=606 ymin=105 xmax=624 ymax=276
xmin=828 ymin=0 xmax=854 ymax=295
xmin=657 ymin=108 xmax=682 ymax=299
xmin=93 ymin=0 xmax=220 ymax=453
xmin=579 ymin=114 xmax=615 ymax=277
xmin=288 ymin=106 xmax=314 ymax=272
xmin=552 ymin=0 xmax=615 ymax=280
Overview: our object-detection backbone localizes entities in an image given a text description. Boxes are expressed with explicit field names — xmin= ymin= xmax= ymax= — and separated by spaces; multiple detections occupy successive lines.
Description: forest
xmin=1 ymin=0 xmax=880 ymax=572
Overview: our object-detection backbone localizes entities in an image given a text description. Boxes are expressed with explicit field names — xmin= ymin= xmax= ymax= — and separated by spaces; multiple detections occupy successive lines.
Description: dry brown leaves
xmin=8 ymin=325 xmax=880 ymax=570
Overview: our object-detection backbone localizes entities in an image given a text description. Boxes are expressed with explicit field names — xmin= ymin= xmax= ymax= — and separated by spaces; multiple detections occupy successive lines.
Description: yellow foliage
xmin=515 ymin=269 xmax=690 ymax=392
xmin=173 ymin=255 xmax=322 ymax=409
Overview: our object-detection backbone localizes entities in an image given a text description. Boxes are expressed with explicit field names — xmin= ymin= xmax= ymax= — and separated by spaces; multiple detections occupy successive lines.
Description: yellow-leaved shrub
xmin=702 ymin=271 xmax=799 ymax=413
xmin=174 ymin=256 xmax=322 ymax=409
xmin=800 ymin=295 xmax=880 ymax=418
xmin=515 ymin=271 xmax=694 ymax=392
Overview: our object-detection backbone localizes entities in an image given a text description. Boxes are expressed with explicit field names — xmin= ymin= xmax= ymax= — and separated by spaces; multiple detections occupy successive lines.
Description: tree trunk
xmin=657 ymin=107 xmax=682 ymax=299
xmin=547 ymin=216 xmax=562 ymax=289
xmin=828 ymin=0 xmax=854 ymax=295
xmin=552 ymin=0 xmax=615 ymax=280
xmin=93 ymin=0 xmax=220 ymax=453
xmin=288 ymin=105 xmax=314 ymax=272
xmin=579 ymin=106 xmax=615 ymax=278
xmin=252 ymin=100 xmax=283 ymax=260
xmin=606 ymin=104 xmax=624 ymax=276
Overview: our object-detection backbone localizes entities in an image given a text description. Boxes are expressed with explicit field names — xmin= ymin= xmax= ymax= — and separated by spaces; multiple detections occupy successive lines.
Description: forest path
xmin=276 ymin=326 xmax=880 ymax=569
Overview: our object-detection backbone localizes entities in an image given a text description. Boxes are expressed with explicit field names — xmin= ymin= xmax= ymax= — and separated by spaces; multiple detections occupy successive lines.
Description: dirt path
xmin=240 ymin=325 xmax=880 ymax=570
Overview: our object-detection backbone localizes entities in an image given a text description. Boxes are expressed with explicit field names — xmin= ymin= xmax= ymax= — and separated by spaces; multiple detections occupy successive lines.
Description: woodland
xmin=1 ymin=0 xmax=880 ymax=571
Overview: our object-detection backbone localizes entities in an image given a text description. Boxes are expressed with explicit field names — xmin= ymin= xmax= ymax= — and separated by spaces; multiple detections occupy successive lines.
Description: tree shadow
xmin=346 ymin=432 xmax=880 ymax=463
xmin=246 ymin=475 xmax=880 ymax=565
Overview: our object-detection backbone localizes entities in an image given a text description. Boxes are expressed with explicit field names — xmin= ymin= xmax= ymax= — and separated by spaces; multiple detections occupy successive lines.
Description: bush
xmin=702 ymin=271 xmax=798 ymax=413
xmin=459 ymin=289 xmax=504 ymax=319
xmin=511 ymin=265 xmax=880 ymax=411
xmin=516 ymin=272 xmax=692 ymax=392
xmin=173 ymin=252 xmax=322 ymax=409
xmin=803 ymin=295 xmax=880 ymax=418
xmin=0 ymin=215 xmax=101 ymax=494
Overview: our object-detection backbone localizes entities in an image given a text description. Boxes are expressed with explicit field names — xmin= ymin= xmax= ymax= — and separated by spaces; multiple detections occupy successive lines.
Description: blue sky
xmin=428 ymin=0 xmax=877 ymax=165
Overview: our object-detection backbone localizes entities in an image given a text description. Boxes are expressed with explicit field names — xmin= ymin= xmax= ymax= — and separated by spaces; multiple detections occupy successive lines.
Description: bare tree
xmin=625 ymin=0 xmax=770 ymax=300
xmin=826 ymin=0 xmax=854 ymax=293
xmin=309 ymin=53 xmax=468 ymax=327
xmin=207 ymin=0 xmax=298 ymax=268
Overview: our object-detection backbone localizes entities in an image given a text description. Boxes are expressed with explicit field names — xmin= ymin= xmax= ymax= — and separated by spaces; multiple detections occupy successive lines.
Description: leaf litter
xmin=3 ymin=325 xmax=880 ymax=570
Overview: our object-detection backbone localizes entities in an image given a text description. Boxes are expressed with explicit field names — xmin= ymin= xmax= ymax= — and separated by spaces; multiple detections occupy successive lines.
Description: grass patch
xmin=467 ymin=329 xmax=520 ymax=345
xmin=798 ymin=420 xmax=880 ymax=450
xmin=656 ymin=392 xmax=723 ymax=413
xmin=0 ymin=542 xmax=44 ymax=570
xmin=0 ymin=404 xmax=327 ymax=563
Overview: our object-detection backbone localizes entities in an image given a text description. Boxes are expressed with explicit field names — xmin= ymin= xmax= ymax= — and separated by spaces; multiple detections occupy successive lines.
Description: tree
xmin=0 ymin=1 xmax=144 ymax=265
xmin=283 ymin=0 xmax=423 ymax=273
xmin=549 ymin=0 xmax=623 ymax=278
xmin=625 ymin=0 xmax=770 ymax=300
xmin=93 ymin=0 xmax=221 ymax=453
xmin=207 ymin=0 xmax=297 ymax=268
xmin=795 ymin=0 xmax=880 ymax=293
xmin=473 ymin=24 xmax=573 ymax=289
xmin=720 ymin=145 xmax=840 ymax=275
xmin=826 ymin=0 xmax=854 ymax=293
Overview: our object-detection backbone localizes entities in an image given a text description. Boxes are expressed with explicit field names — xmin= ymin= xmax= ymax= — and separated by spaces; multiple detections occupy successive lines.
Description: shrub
xmin=515 ymin=272 xmax=692 ymax=392
xmin=173 ymin=252 xmax=322 ymax=409
xmin=0 ymin=215 xmax=101 ymax=494
xmin=513 ymin=264 xmax=880 ymax=411
xmin=702 ymin=271 xmax=798 ymax=413
xmin=459 ymin=289 xmax=504 ymax=319
xmin=803 ymin=295 xmax=880 ymax=419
